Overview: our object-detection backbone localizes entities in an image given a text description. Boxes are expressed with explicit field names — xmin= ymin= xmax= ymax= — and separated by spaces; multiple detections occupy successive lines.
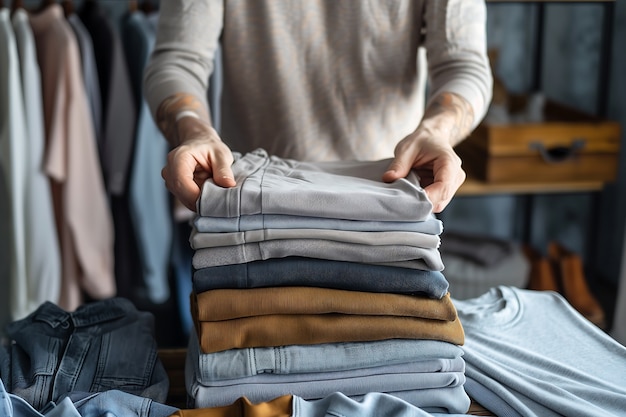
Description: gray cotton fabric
xmin=191 ymin=239 xmax=444 ymax=271
xmin=197 ymin=149 xmax=433 ymax=221
xmin=189 ymin=228 xmax=441 ymax=250
xmin=193 ymin=213 xmax=444 ymax=235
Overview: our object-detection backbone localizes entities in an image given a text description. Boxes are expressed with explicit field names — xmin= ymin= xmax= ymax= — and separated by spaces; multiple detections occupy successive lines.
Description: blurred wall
xmin=442 ymin=1 xmax=626 ymax=296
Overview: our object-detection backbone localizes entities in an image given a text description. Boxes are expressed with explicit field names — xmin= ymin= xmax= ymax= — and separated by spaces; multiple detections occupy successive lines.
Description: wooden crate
xmin=456 ymin=98 xmax=621 ymax=183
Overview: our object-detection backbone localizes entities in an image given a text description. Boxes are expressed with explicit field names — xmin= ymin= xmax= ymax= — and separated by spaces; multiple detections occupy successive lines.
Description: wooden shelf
xmin=457 ymin=177 xmax=607 ymax=196
xmin=486 ymin=0 xmax=614 ymax=3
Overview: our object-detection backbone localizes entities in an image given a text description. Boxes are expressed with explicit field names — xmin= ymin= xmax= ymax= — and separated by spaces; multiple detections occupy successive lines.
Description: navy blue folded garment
xmin=192 ymin=256 xmax=449 ymax=299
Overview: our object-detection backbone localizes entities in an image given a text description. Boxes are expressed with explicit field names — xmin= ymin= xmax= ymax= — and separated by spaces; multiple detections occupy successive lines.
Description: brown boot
xmin=547 ymin=242 xmax=606 ymax=329
xmin=523 ymin=245 xmax=560 ymax=292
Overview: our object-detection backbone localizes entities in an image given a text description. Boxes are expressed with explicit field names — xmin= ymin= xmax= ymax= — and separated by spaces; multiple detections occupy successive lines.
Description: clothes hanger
xmin=10 ymin=0 xmax=24 ymax=15
xmin=10 ymin=0 xmax=21 ymax=12
xmin=37 ymin=0 xmax=56 ymax=13
xmin=61 ymin=0 xmax=73 ymax=16
xmin=140 ymin=0 xmax=154 ymax=14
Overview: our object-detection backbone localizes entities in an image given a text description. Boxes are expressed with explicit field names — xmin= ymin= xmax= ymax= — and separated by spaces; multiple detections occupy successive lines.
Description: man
xmin=144 ymin=0 xmax=492 ymax=213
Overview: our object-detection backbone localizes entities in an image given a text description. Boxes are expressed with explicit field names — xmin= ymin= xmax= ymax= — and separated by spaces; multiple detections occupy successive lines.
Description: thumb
xmin=382 ymin=152 xmax=414 ymax=183
xmin=211 ymin=153 xmax=237 ymax=188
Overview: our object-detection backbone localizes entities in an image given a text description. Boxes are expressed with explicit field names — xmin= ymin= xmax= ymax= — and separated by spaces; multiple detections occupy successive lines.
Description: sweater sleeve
xmin=423 ymin=0 xmax=493 ymax=129
xmin=143 ymin=0 xmax=223 ymax=121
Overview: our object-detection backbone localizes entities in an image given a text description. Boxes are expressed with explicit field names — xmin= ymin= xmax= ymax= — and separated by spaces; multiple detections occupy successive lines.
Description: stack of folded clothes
xmin=186 ymin=149 xmax=469 ymax=414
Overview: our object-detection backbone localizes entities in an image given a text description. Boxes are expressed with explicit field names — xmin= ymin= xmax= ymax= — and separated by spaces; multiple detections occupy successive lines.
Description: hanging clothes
xmin=29 ymin=4 xmax=115 ymax=311
xmin=122 ymin=9 xmax=172 ymax=304
xmin=67 ymin=12 xmax=102 ymax=147
xmin=0 ymin=8 xmax=29 ymax=324
xmin=11 ymin=8 xmax=61 ymax=319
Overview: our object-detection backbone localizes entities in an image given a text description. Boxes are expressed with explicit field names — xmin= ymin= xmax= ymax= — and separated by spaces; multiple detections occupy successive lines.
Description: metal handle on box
xmin=529 ymin=139 xmax=586 ymax=164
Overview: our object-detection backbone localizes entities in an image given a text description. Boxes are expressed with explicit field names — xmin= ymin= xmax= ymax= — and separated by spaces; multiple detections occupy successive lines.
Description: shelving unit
xmin=458 ymin=178 xmax=605 ymax=196
xmin=456 ymin=0 xmax=620 ymax=328
xmin=460 ymin=0 xmax=617 ymax=195
xmin=486 ymin=0 xmax=615 ymax=119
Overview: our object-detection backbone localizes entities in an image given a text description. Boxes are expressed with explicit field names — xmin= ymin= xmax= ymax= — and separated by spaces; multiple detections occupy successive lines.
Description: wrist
xmin=175 ymin=110 xmax=201 ymax=123
xmin=176 ymin=115 xmax=218 ymax=146
xmin=156 ymin=93 xmax=211 ymax=147
xmin=419 ymin=92 xmax=474 ymax=147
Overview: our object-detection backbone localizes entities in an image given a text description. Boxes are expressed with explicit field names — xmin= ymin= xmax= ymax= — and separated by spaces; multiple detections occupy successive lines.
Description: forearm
xmin=155 ymin=93 xmax=213 ymax=147
xmin=424 ymin=0 xmax=492 ymax=130
xmin=415 ymin=92 xmax=475 ymax=147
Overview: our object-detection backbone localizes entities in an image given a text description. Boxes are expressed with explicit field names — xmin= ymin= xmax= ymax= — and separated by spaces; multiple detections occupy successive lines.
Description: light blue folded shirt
xmin=456 ymin=286 xmax=626 ymax=417
xmin=193 ymin=213 xmax=444 ymax=234
xmin=293 ymin=391 xmax=474 ymax=417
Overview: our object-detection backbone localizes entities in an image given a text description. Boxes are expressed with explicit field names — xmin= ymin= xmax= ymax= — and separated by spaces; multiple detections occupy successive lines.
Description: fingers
xmin=211 ymin=151 xmax=237 ymax=188
xmin=383 ymin=137 xmax=465 ymax=213
xmin=382 ymin=143 xmax=415 ymax=183
xmin=162 ymin=150 xmax=203 ymax=211
xmin=162 ymin=141 xmax=236 ymax=212
xmin=424 ymin=161 xmax=466 ymax=213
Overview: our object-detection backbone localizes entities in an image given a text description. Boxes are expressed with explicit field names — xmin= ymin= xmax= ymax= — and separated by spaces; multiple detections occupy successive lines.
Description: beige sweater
xmin=144 ymin=0 xmax=492 ymax=162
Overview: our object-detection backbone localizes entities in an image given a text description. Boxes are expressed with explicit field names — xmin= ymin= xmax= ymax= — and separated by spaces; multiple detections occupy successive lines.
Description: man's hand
xmin=156 ymin=93 xmax=236 ymax=212
xmin=383 ymin=133 xmax=465 ymax=213
xmin=383 ymin=92 xmax=474 ymax=213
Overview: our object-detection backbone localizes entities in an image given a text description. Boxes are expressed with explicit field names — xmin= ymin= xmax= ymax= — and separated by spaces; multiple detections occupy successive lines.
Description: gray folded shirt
xmin=190 ymin=228 xmax=440 ymax=250
xmin=192 ymin=239 xmax=444 ymax=271
xmin=197 ymin=149 xmax=433 ymax=222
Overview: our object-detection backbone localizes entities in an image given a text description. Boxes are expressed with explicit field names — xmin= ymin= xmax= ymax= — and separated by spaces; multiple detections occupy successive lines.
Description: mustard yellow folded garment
xmin=169 ymin=395 xmax=292 ymax=417
xmin=192 ymin=312 xmax=465 ymax=353
xmin=194 ymin=288 xmax=457 ymax=322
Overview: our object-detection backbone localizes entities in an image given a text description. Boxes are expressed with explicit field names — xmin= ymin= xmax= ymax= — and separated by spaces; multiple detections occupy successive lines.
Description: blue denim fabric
xmin=187 ymin=344 xmax=470 ymax=413
xmin=1 ymin=378 xmax=178 ymax=417
xmin=192 ymin=257 xmax=449 ymax=298
xmin=2 ymin=298 xmax=169 ymax=410
xmin=188 ymin=330 xmax=465 ymax=387
xmin=1 ymin=378 xmax=80 ymax=417
xmin=66 ymin=390 xmax=178 ymax=417
xmin=187 ymin=329 xmax=464 ymax=381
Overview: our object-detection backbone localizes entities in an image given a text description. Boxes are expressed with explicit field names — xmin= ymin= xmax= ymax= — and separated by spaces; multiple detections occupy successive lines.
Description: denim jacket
xmin=0 ymin=298 xmax=168 ymax=410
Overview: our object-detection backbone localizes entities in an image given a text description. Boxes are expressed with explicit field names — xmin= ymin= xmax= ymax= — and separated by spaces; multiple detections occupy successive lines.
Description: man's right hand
xmin=162 ymin=118 xmax=236 ymax=211
xmin=156 ymin=93 xmax=237 ymax=212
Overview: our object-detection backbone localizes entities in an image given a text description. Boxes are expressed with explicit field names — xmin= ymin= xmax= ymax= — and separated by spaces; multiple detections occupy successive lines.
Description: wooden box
xmin=455 ymin=97 xmax=621 ymax=184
